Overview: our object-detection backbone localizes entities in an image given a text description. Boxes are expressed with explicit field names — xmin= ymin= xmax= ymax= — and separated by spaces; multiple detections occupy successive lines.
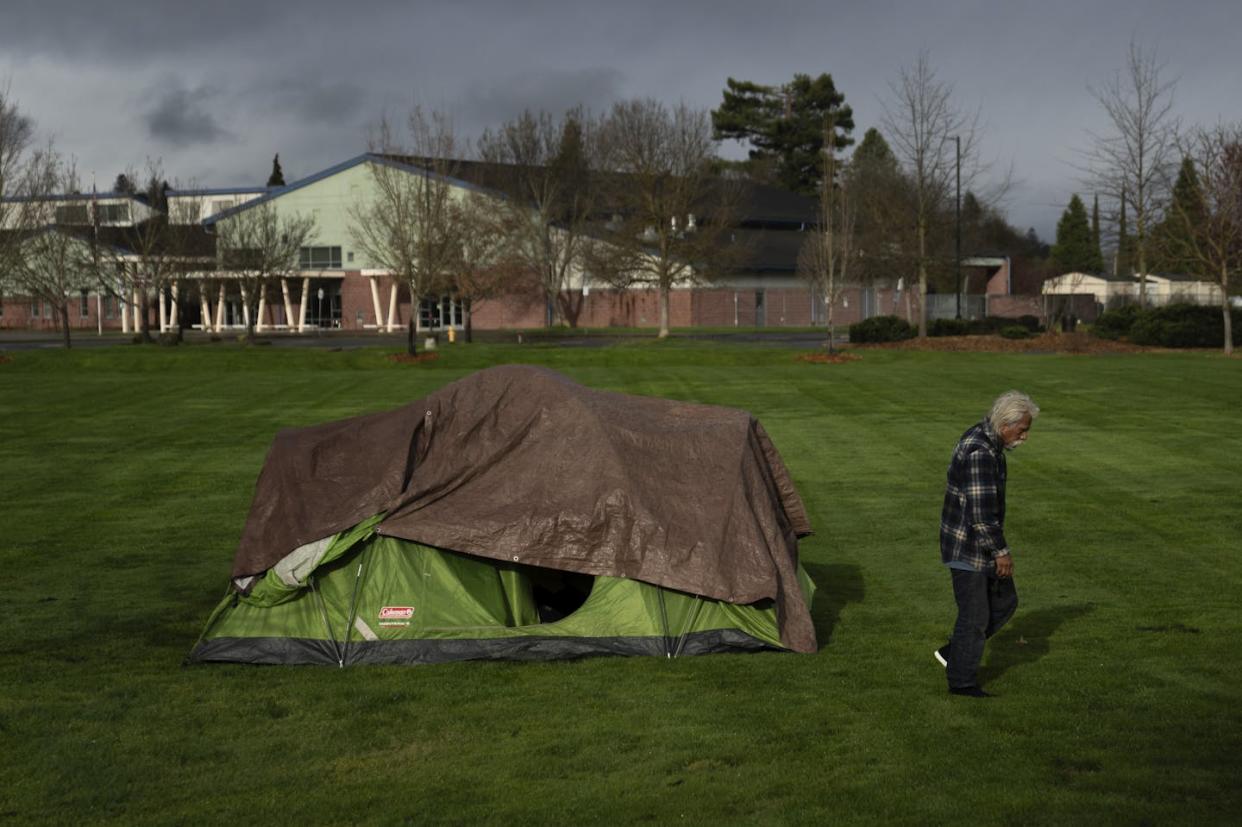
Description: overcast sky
xmin=3 ymin=0 xmax=1240 ymax=241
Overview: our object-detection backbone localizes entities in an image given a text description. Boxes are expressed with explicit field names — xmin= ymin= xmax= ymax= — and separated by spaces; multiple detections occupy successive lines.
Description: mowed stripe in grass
xmin=0 ymin=343 xmax=1239 ymax=824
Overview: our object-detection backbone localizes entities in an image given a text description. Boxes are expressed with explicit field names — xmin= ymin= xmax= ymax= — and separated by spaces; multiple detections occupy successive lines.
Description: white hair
xmin=988 ymin=390 xmax=1040 ymax=432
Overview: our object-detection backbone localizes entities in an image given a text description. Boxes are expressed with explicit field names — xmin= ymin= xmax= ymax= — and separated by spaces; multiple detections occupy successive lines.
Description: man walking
xmin=936 ymin=390 xmax=1039 ymax=698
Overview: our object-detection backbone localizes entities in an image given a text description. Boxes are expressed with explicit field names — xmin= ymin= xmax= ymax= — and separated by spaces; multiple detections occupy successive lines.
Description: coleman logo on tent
xmin=378 ymin=606 xmax=415 ymax=626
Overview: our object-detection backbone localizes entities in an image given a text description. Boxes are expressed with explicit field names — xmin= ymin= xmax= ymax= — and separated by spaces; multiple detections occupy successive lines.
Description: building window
xmin=96 ymin=203 xmax=130 ymax=223
xmin=55 ymin=204 xmax=90 ymax=224
xmin=80 ymin=290 xmax=90 ymax=317
xmin=299 ymin=246 xmax=342 ymax=270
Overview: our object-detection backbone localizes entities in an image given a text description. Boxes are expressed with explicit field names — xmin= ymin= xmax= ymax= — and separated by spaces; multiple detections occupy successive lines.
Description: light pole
xmin=316 ymin=287 xmax=324 ymax=336
xmin=953 ymin=135 xmax=962 ymax=320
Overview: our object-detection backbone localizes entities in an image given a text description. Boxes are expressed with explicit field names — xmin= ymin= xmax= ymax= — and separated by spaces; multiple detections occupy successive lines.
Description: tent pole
xmin=656 ymin=589 xmax=671 ymax=658
xmin=341 ymin=553 xmax=366 ymax=667
xmin=672 ymin=596 xmax=705 ymax=659
xmin=310 ymin=575 xmax=344 ymax=667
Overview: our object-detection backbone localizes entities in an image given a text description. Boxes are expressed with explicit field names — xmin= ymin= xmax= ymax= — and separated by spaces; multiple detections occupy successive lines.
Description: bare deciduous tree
xmin=104 ymin=160 xmax=211 ymax=342
xmin=799 ymin=113 xmax=856 ymax=351
xmin=213 ymin=200 xmax=316 ymax=341
xmin=0 ymin=85 xmax=35 ymax=275
xmin=349 ymin=110 xmax=462 ymax=353
xmin=1084 ymin=39 xmax=1178 ymax=306
xmin=477 ymin=107 xmax=605 ymax=328
xmin=880 ymin=52 xmax=990 ymax=337
xmin=453 ymin=190 xmax=523 ymax=343
xmin=595 ymin=99 xmax=742 ymax=338
xmin=1163 ymin=124 xmax=1242 ymax=354
xmin=8 ymin=149 xmax=97 ymax=348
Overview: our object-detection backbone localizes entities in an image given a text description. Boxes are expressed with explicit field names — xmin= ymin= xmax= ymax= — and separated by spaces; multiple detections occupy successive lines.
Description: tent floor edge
xmin=187 ymin=629 xmax=781 ymax=666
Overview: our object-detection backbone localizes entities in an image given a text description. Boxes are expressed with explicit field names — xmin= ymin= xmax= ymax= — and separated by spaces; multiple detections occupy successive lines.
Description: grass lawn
xmin=1 ymin=340 xmax=1239 ymax=825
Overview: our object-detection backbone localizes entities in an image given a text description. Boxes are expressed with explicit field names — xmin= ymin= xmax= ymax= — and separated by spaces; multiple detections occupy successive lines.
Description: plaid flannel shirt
xmin=940 ymin=419 xmax=1009 ymax=570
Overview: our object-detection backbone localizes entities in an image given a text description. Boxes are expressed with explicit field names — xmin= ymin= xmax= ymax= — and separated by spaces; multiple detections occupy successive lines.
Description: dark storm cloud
xmin=144 ymin=83 xmax=231 ymax=147
xmin=261 ymin=78 xmax=368 ymax=125
xmin=459 ymin=67 xmax=626 ymax=127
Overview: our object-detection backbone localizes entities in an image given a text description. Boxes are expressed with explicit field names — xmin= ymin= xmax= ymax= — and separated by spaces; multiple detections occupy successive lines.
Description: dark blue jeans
xmin=948 ymin=568 xmax=1018 ymax=689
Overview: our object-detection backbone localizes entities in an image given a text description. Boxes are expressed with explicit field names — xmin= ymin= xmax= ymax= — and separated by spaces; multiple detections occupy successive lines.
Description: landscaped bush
xmin=1097 ymin=302 xmax=1241 ymax=347
xmin=929 ymin=318 xmax=970 ymax=337
xmin=849 ymin=315 xmax=914 ymax=343
xmin=966 ymin=316 xmax=1041 ymax=335
xmin=1092 ymin=303 xmax=1143 ymax=340
xmin=999 ymin=325 xmax=1033 ymax=340
xmin=1128 ymin=303 xmax=1238 ymax=348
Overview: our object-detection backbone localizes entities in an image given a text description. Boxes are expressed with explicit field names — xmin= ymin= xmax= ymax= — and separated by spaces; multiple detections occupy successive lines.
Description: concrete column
xmin=368 ymin=277 xmax=383 ymax=330
xmin=256 ymin=286 xmax=267 ymax=333
xmin=215 ymin=283 xmax=226 ymax=331
xmin=121 ymin=293 xmax=130 ymax=333
xmin=158 ymin=286 xmax=168 ymax=332
xmin=170 ymin=281 xmax=180 ymax=329
xmin=297 ymin=277 xmax=309 ymax=332
xmin=241 ymin=284 xmax=251 ymax=328
xmin=386 ymin=282 xmax=399 ymax=332
xmin=280 ymin=278 xmax=294 ymax=330
xmin=133 ymin=288 xmax=141 ymax=331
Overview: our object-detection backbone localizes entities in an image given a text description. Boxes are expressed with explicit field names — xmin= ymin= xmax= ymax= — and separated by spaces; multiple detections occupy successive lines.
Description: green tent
xmin=189 ymin=366 xmax=816 ymax=666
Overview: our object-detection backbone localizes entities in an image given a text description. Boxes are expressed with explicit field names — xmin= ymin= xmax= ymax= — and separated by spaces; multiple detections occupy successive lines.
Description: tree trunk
xmin=1223 ymin=263 xmax=1233 ymax=357
xmin=826 ymin=295 xmax=835 ymax=354
xmin=464 ymin=298 xmax=473 ymax=344
xmin=917 ymin=219 xmax=928 ymax=337
xmin=407 ymin=316 xmax=418 ymax=355
xmin=139 ymin=287 xmax=153 ymax=343
xmin=658 ymin=285 xmax=670 ymax=338
xmin=59 ymin=301 xmax=72 ymax=349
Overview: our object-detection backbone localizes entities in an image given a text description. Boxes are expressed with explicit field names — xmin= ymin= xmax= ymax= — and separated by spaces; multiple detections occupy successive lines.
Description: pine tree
xmin=852 ymin=127 xmax=896 ymax=171
xmin=711 ymin=73 xmax=854 ymax=194
xmin=1051 ymin=194 xmax=1104 ymax=273
xmin=267 ymin=154 xmax=286 ymax=187
xmin=1150 ymin=157 xmax=1206 ymax=274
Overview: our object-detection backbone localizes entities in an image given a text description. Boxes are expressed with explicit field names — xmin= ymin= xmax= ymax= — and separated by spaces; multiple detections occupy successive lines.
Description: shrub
xmin=999 ymin=325 xmax=1033 ymax=340
xmin=929 ymin=318 xmax=970 ymax=337
xmin=1129 ymin=303 xmax=1224 ymax=348
xmin=849 ymin=315 xmax=914 ymax=343
xmin=1093 ymin=303 xmax=1143 ymax=340
xmin=1015 ymin=315 xmax=1043 ymax=332
xmin=968 ymin=316 xmax=1006 ymax=334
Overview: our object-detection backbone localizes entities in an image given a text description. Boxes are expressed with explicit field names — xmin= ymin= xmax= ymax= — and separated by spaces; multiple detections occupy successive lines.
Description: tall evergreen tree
xmin=267 ymin=154 xmax=286 ymax=187
xmin=711 ymin=73 xmax=854 ymax=194
xmin=1151 ymin=156 xmax=1206 ymax=274
xmin=1051 ymin=194 xmax=1104 ymax=273
xmin=852 ymin=127 xmax=896 ymax=171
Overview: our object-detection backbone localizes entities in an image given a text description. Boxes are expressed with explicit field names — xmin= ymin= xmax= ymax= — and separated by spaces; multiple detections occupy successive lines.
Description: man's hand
xmin=994 ymin=553 xmax=1013 ymax=578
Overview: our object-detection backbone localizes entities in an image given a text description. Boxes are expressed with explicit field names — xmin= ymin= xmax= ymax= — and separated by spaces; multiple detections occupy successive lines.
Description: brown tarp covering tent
xmin=231 ymin=365 xmax=816 ymax=653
